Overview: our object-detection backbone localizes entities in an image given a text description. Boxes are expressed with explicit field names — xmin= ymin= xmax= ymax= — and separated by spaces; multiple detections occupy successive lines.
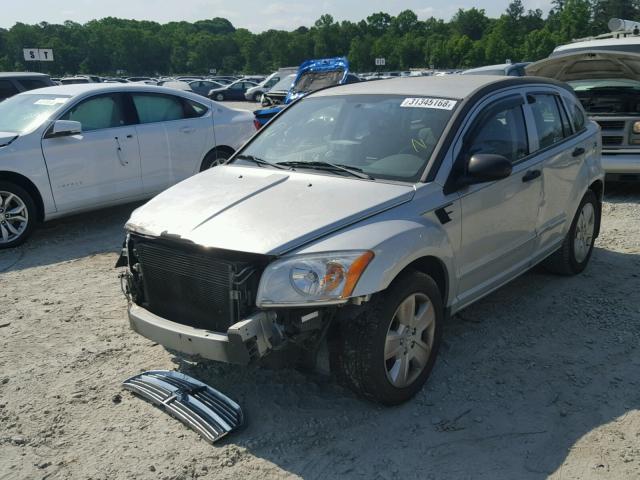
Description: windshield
xmin=235 ymin=94 xmax=456 ymax=182
xmin=569 ymin=78 xmax=640 ymax=115
xmin=0 ymin=93 xmax=71 ymax=134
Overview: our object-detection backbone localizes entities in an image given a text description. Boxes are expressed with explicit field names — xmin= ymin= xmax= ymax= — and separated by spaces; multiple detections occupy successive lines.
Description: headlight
xmin=256 ymin=251 xmax=374 ymax=307
xmin=634 ymin=121 xmax=640 ymax=134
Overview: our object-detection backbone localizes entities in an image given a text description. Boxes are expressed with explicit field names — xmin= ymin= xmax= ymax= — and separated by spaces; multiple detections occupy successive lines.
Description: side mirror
xmin=49 ymin=120 xmax=82 ymax=138
xmin=457 ymin=154 xmax=512 ymax=188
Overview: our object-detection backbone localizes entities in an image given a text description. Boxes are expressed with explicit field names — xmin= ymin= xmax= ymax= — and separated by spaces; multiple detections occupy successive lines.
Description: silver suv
xmin=120 ymin=75 xmax=604 ymax=405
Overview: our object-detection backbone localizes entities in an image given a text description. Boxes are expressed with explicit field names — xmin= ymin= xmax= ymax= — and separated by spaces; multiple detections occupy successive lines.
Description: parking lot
xmin=1 ymin=178 xmax=638 ymax=480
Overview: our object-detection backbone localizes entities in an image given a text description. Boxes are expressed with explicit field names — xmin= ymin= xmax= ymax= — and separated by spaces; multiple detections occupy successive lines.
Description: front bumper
xmin=128 ymin=304 xmax=276 ymax=365
xmin=602 ymin=151 xmax=640 ymax=174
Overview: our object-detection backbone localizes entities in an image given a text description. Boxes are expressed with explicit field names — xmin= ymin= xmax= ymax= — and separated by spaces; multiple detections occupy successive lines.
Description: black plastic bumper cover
xmin=122 ymin=370 xmax=244 ymax=444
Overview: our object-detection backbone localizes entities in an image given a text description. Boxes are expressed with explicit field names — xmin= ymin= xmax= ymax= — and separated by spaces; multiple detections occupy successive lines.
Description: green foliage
xmin=1 ymin=0 xmax=639 ymax=75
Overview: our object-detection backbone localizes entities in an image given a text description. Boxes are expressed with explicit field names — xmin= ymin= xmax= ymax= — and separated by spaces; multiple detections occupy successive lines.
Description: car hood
xmin=285 ymin=56 xmax=349 ymax=104
xmin=0 ymin=131 xmax=18 ymax=147
xmin=126 ymin=165 xmax=415 ymax=255
xmin=526 ymin=50 xmax=640 ymax=82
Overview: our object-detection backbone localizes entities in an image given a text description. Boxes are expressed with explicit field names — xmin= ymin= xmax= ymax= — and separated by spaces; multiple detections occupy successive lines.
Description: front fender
xmin=295 ymin=213 xmax=458 ymax=305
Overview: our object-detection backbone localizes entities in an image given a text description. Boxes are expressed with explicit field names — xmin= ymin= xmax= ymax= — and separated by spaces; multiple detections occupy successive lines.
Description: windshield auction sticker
xmin=401 ymin=98 xmax=457 ymax=110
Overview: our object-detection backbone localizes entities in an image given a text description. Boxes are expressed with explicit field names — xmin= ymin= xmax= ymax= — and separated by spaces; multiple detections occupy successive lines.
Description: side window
xmin=529 ymin=94 xmax=566 ymax=149
xmin=230 ymin=83 xmax=244 ymax=90
xmin=132 ymin=94 xmax=186 ymax=123
xmin=567 ymin=97 xmax=586 ymax=132
xmin=0 ymin=80 xmax=20 ymax=100
xmin=466 ymin=102 xmax=529 ymax=163
xmin=17 ymin=79 xmax=49 ymax=91
xmin=61 ymin=94 xmax=128 ymax=131
xmin=183 ymin=98 xmax=208 ymax=118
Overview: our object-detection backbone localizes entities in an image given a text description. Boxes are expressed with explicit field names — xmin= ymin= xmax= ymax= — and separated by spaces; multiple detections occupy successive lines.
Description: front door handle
xmin=180 ymin=126 xmax=195 ymax=134
xmin=572 ymin=147 xmax=585 ymax=157
xmin=522 ymin=169 xmax=541 ymax=182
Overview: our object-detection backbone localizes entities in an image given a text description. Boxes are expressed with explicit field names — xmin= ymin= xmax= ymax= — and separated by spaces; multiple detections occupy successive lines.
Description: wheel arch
xmin=392 ymin=255 xmax=449 ymax=306
xmin=0 ymin=171 xmax=45 ymax=222
xmin=588 ymin=179 xmax=604 ymax=237
xmin=200 ymin=145 xmax=236 ymax=171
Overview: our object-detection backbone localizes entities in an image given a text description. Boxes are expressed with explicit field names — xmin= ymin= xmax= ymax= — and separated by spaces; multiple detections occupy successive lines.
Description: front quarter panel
xmin=294 ymin=187 xmax=460 ymax=306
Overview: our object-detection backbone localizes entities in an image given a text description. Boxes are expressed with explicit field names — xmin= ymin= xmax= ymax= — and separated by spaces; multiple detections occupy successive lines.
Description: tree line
xmin=0 ymin=0 xmax=638 ymax=76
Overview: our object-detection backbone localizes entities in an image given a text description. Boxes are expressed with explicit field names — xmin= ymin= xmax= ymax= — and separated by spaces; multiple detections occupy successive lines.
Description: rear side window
xmin=61 ymin=94 xmax=129 ymax=131
xmin=0 ymin=80 xmax=19 ymax=100
xmin=132 ymin=94 xmax=186 ymax=123
xmin=184 ymin=99 xmax=208 ymax=118
xmin=529 ymin=94 xmax=566 ymax=149
xmin=567 ymin=97 xmax=586 ymax=132
xmin=466 ymin=102 xmax=529 ymax=163
xmin=17 ymin=79 xmax=50 ymax=91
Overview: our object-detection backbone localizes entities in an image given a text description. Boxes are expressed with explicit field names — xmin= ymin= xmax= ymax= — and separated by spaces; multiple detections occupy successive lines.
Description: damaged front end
xmin=118 ymin=233 xmax=334 ymax=366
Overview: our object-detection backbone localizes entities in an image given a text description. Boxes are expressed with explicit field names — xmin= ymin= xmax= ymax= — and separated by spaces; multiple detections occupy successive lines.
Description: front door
xmin=42 ymin=93 xmax=142 ymax=213
xmin=455 ymin=95 xmax=543 ymax=306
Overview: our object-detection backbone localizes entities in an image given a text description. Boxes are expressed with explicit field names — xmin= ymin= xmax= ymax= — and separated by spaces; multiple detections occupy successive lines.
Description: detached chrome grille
xmin=130 ymin=236 xmax=265 ymax=332
xmin=597 ymin=120 xmax=626 ymax=130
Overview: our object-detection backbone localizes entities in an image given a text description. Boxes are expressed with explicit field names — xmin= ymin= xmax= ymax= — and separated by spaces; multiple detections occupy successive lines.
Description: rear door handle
xmin=522 ymin=169 xmax=541 ymax=182
xmin=180 ymin=126 xmax=195 ymax=134
xmin=572 ymin=147 xmax=585 ymax=157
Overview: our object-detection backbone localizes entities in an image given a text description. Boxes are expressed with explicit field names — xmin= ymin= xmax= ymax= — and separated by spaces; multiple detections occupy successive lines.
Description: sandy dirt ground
xmin=1 ymin=176 xmax=639 ymax=480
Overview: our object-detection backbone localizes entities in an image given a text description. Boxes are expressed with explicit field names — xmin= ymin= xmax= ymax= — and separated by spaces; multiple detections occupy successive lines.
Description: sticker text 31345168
xmin=400 ymin=98 xmax=457 ymax=110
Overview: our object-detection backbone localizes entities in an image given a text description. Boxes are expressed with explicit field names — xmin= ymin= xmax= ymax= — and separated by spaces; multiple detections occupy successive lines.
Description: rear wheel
xmin=215 ymin=93 xmax=225 ymax=102
xmin=0 ymin=181 xmax=37 ymax=249
xmin=253 ymin=92 xmax=261 ymax=102
xmin=330 ymin=270 xmax=443 ymax=405
xmin=543 ymin=190 xmax=599 ymax=275
xmin=200 ymin=148 xmax=232 ymax=171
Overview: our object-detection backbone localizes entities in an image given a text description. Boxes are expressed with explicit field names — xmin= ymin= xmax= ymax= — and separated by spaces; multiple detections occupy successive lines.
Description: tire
xmin=215 ymin=93 xmax=225 ymax=102
xmin=330 ymin=270 xmax=444 ymax=405
xmin=200 ymin=148 xmax=232 ymax=171
xmin=543 ymin=189 xmax=600 ymax=275
xmin=0 ymin=181 xmax=37 ymax=249
xmin=253 ymin=92 xmax=262 ymax=102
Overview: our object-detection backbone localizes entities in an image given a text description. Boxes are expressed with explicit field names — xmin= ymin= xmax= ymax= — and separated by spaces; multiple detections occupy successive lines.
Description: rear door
xmin=525 ymin=89 xmax=592 ymax=257
xmin=131 ymin=93 xmax=212 ymax=194
xmin=41 ymin=93 xmax=142 ymax=212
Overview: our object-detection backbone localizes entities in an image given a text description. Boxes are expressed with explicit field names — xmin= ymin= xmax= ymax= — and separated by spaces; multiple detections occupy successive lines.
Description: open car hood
xmin=285 ymin=57 xmax=349 ymax=103
xmin=526 ymin=50 xmax=640 ymax=82
xmin=126 ymin=165 xmax=415 ymax=255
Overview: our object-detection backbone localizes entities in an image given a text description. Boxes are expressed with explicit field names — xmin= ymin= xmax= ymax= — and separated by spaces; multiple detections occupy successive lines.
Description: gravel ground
xmin=1 ymin=177 xmax=639 ymax=480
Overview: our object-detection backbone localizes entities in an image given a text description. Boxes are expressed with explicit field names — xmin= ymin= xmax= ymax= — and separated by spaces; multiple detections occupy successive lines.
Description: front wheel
xmin=253 ymin=92 xmax=262 ymax=102
xmin=0 ymin=182 xmax=37 ymax=249
xmin=200 ymin=149 xmax=232 ymax=171
xmin=330 ymin=270 xmax=443 ymax=405
xmin=543 ymin=190 xmax=599 ymax=275
xmin=215 ymin=93 xmax=225 ymax=102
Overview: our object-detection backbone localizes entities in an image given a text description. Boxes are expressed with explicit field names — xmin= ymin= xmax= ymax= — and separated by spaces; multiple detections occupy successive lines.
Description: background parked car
xmin=0 ymin=83 xmax=256 ymax=247
xmin=462 ymin=62 xmax=530 ymax=76
xmin=0 ymin=72 xmax=55 ymax=101
xmin=245 ymin=67 xmax=298 ymax=102
xmin=208 ymin=80 xmax=258 ymax=101
xmin=189 ymin=79 xmax=223 ymax=96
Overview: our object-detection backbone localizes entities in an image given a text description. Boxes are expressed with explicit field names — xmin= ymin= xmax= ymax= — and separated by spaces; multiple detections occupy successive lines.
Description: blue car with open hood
xmin=254 ymin=56 xmax=359 ymax=127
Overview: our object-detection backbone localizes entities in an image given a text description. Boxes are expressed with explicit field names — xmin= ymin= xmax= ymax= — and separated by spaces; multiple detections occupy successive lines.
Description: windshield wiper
xmin=235 ymin=154 xmax=289 ymax=170
xmin=277 ymin=160 xmax=374 ymax=180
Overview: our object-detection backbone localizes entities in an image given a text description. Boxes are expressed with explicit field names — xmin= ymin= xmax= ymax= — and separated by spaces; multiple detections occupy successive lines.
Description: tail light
xmin=253 ymin=119 xmax=262 ymax=130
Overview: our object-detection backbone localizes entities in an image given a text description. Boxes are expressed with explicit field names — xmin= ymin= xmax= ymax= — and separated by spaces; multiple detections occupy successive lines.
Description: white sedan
xmin=0 ymin=83 xmax=256 ymax=247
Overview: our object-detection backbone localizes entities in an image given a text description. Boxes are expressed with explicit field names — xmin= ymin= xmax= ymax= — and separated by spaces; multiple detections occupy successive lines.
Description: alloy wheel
xmin=0 ymin=191 xmax=29 ymax=245
xmin=574 ymin=202 xmax=595 ymax=263
xmin=384 ymin=293 xmax=436 ymax=388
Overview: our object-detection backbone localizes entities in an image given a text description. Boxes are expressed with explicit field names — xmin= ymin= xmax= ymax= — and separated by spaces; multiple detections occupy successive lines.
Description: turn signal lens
xmin=341 ymin=251 xmax=375 ymax=298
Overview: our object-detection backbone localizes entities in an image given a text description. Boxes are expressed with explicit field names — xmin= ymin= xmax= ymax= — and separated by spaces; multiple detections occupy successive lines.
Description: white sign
xmin=23 ymin=48 xmax=54 ymax=62
xmin=375 ymin=57 xmax=386 ymax=66
xmin=400 ymin=97 xmax=458 ymax=110
xmin=209 ymin=68 xmax=217 ymax=74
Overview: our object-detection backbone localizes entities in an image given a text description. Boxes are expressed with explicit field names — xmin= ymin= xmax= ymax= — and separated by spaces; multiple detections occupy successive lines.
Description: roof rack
xmin=567 ymin=18 xmax=640 ymax=44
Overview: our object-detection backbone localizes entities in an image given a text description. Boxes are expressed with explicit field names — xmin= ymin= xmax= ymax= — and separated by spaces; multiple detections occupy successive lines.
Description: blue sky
xmin=2 ymin=0 xmax=554 ymax=31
